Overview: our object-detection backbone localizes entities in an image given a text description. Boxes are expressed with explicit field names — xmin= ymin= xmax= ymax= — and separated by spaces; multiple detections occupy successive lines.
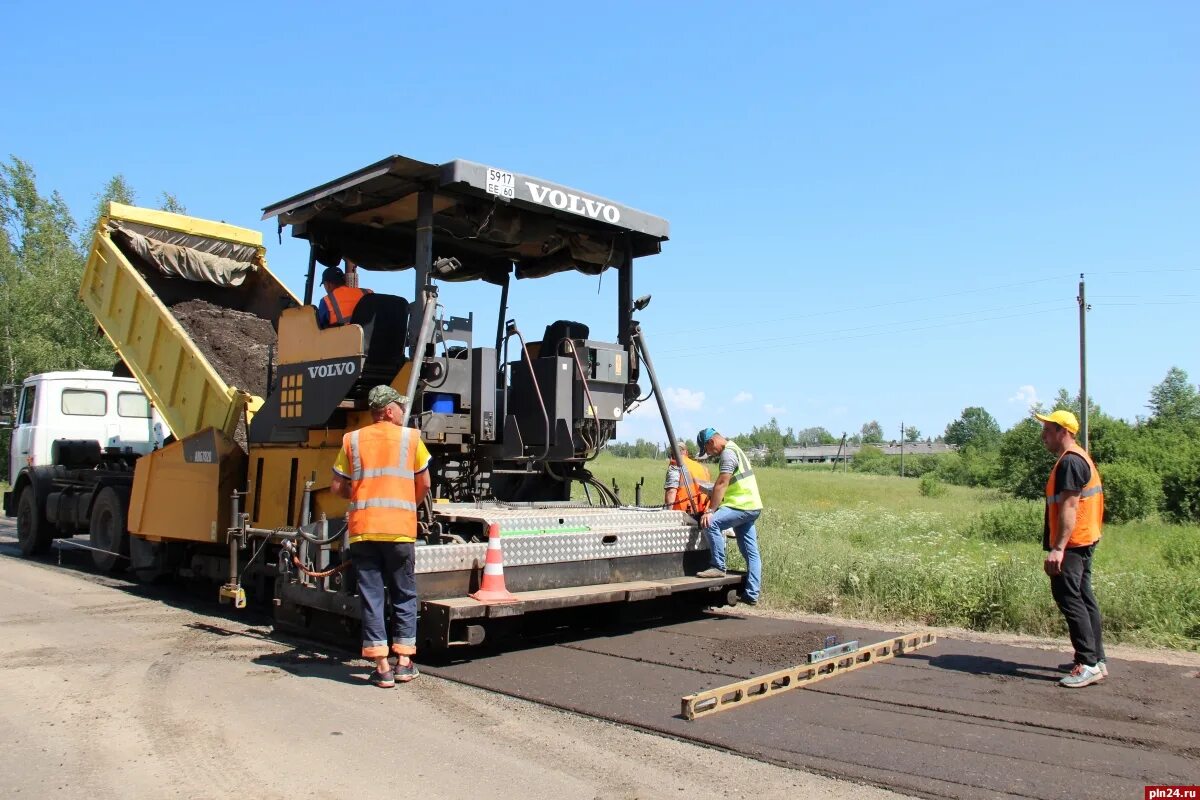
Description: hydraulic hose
xmin=506 ymin=321 xmax=551 ymax=461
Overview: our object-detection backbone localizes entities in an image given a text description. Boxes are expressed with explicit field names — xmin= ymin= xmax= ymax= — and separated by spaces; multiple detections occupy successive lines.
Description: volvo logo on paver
xmin=524 ymin=181 xmax=621 ymax=224
xmin=307 ymin=361 xmax=357 ymax=379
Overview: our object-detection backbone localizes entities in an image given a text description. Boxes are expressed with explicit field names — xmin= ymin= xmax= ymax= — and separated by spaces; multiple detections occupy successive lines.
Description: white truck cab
xmin=4 ymin=370 xmax=164 ymax=486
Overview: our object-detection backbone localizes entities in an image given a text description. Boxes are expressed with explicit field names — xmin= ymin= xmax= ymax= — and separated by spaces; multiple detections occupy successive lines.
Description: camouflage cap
xmin=367 ymin=385 xmax=408 ymax=410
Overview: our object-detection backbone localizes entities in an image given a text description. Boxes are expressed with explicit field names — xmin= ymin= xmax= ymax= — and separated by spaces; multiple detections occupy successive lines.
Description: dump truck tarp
xmin=80 ymin=203 xmax=297 ymax=443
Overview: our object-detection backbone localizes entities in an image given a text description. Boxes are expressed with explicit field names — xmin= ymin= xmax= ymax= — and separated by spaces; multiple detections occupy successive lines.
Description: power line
xmin=657 ymin=299 xmax=1068 ymax=357
xmin=1090 ymin=293 xmax=1199 ymax=299
xmin=662 ymin=305 xmax=1072 ymax=360
xmin=1087 ymin=267 xmax=1200 ymax=276
xmin=1090 ymin=300 xmax=1200 ymax=307
xmin=654 ymin=268 xmax=1199 ymax=342
xmin=652 ymin=274 xmax=1074 ymax=339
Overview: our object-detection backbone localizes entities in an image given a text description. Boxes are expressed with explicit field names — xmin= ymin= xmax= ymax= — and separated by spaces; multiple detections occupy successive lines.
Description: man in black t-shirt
xmin=1041 ymin=452 xmax=1091 ymax=550
xmin=1036 ymin=409 xmax=1107 ymax=688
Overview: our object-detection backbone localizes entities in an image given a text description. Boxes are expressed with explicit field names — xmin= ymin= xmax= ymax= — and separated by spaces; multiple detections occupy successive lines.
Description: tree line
xmin=852 ymin=368 xmax=1200 ymax=525
xmin=611 ymin=367 xmax=1200 ymax=525
xmin=608 ymin=418 xmax=824 ymax=466
xmin=0 ymin=157 xmax=185 ymax=472
xmin=609 ymin=417 xmax=936 ymax=467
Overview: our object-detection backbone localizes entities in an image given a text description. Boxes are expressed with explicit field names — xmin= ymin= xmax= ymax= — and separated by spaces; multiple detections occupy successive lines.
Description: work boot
xmin=1059 ymin=663 xmax=1104 ymax=688
xmin=696 ymin=568 xmax=726 ymax=579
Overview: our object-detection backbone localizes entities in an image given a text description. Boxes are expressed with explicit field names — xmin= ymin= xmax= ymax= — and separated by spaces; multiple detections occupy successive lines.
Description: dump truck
xmin=9 ymin=155 xmax=743 ymax=650
xmin=2 ymin=370 xmax=165 ymax=488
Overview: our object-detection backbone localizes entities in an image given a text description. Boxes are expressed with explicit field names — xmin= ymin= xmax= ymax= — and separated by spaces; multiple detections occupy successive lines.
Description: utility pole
xmin=1078 ymin=273 xmax=1090 ymax=450
xmin=899 ymin=422 xmax=905 ymax=477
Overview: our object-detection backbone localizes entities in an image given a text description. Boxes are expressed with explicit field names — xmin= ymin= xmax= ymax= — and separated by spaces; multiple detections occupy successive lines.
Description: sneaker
xmin=1058 ymin=660 xmax=1108 ymax=678
xmin=696 ymin=568 xmax=727 ymax=579
xmin=1059 ymin=663 xmax=1104 ymax=688
xmin=737 ymin=594 xmax=759 ymax=606
xmin=368 ymin=669 xmax=395 ymax=688
xmin=394 ymin=660 xmax=419 ymax=683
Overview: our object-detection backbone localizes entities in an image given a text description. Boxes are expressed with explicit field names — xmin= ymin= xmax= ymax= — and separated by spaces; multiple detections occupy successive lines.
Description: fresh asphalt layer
xmin=423 ymin=612 xmax=1199 ymax=800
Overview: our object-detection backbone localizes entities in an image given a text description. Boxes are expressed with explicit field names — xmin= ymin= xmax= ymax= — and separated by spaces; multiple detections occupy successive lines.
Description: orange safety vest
xmin=321 ymin=285 xmax=371 ymax=326
xmin=343 ymin=422 xmax=422 ymax=543
xmin=1045 ymin=446 xmax=1104 ymax=549
xmin=669 ymin=456 xmax=712 ymax=514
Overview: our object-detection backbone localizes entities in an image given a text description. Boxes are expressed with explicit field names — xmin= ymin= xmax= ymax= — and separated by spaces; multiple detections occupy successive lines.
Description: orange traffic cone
xmin=470 ymin=523 xmax=518 ymax=604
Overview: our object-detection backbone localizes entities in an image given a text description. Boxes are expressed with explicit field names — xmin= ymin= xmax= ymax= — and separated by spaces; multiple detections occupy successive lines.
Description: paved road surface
xmin=426 ymin=613 xmax=1200 ymax=799
xmin=0 ymin=522 xmax=905 ymax=800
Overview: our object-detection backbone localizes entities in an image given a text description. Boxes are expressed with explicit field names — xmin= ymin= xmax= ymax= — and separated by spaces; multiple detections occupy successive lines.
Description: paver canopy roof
xmin=263 ymin=155 xmax=669 ymax=284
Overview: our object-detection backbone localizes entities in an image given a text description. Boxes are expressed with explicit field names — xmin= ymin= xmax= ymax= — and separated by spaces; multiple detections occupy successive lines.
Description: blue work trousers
xmin=351 ymin=541 xmax=418 ymax=657
xmin=705 ymin=507 xmax=762 ymax=601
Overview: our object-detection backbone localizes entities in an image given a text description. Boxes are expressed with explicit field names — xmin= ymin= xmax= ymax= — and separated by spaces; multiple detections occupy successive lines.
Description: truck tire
xmin=128 ymin=534 xmax=166 ymax=583
xmin=89 ymin=487 xmax=129 ymax=574
xmin=16 ymin=488 xmax=51 ymax=557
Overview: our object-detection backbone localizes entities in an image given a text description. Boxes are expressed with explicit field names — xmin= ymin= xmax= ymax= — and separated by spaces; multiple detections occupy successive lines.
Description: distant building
xmin=743 ymin=444 xmax=770 ymax=463
xmin=784 ymin=441 xmax=956 ymax=464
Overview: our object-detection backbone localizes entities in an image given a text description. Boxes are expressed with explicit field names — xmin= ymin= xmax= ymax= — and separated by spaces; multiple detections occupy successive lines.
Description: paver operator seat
xmin=348 ymin=293 xmax=409 ymax=390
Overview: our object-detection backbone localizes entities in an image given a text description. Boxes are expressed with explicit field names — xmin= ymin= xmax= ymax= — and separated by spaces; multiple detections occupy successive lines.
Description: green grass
xmin=584 ymin=454 xmax=1200 ymax=651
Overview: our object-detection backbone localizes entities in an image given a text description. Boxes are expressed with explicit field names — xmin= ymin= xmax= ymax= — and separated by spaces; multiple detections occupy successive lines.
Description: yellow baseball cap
xmin=1034 ymin=409 xmax=1079 ymax=434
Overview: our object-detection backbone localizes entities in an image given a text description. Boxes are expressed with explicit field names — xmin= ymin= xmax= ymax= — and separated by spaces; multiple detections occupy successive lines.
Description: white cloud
xmin=763 ymin=403 xmax=788 ymax=416
xmin=1009 ymin=384 xmax=1039 ymax=407
xmin=665 ymin=387 xmax=705 ymax=412
xmin=732 ymin=391 xmax=753 ymax=404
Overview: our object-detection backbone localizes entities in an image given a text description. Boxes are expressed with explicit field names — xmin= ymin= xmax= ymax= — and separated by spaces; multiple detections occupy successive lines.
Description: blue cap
xmin=696 ymin=427 xmax=718 ymax=453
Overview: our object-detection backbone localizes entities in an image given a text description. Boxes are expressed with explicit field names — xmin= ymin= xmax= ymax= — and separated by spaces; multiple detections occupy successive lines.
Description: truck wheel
xmin=128 ymin=534 xmax=166 ymax=583
xmin=16 ymin=488 xmax=51 ymax=557
xmin=89 ymin=488 xmax=129 ymax=573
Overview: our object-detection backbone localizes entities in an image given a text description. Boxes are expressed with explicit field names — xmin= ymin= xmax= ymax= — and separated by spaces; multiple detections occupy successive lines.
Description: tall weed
xmin=1162 ymin=531 xmax=1200 ymax=569
xmin=919 ymin=473 xmax=948 ymax=498
xmin=965 ymin=500 xmax=1043 ymax=543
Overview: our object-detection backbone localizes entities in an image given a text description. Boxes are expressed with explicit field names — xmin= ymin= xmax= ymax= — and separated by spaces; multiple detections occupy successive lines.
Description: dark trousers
xmin=1049 ymin=543 xmax=1105 ymax=666
xmin=351 ymin=541 xmax=418 ymax=658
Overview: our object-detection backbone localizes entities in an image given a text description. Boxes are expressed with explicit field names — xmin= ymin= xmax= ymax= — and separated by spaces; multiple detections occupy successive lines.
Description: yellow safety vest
xmin=721 ymin=441 xmax=763 ymax=512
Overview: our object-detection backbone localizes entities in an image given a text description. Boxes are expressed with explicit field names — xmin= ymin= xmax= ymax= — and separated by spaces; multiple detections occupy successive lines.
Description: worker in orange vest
xmin=663 ymin=441 xmax=712 ymax=514
xmin=1036 ymin=409 xmax=1106 ymax=689
xmin=331 ymin=385 xmax=431 ymax=687
xmin=316 ymin=263 xmax=372 ymax=328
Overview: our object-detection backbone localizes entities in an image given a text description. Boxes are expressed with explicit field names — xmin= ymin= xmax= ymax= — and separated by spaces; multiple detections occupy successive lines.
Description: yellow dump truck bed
xmin=80 ymin=203 xmax=297 ymax=442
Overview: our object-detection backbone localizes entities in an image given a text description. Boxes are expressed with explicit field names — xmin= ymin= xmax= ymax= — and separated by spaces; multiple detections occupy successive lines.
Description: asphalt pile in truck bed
xmin=170 ymin=300 xmax=277 ymax=399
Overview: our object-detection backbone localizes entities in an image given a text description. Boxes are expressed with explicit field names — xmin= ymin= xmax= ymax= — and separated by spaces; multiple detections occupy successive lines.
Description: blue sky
xmin=2 ymin=1 xmax=1197 ymax=443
